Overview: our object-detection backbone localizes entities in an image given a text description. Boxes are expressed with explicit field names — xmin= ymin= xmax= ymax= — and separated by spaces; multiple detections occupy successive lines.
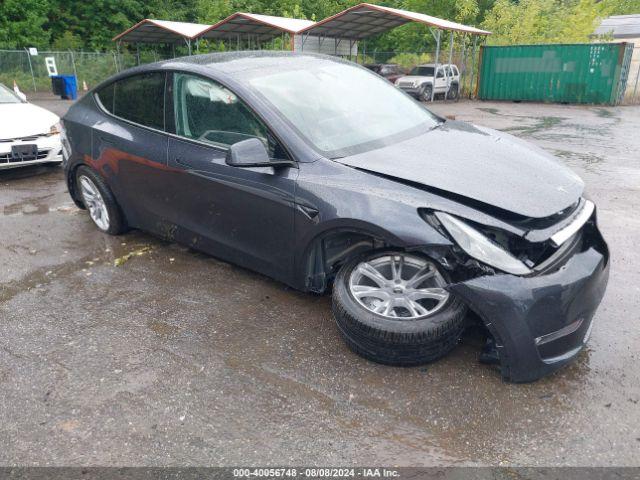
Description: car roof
xmin=162 ymin=51 xmax=351 ymax=77
xmin=415 ymin=63 xmax=456 ymax=68
xmin=92 ymin=51 xmax=358 ymax=93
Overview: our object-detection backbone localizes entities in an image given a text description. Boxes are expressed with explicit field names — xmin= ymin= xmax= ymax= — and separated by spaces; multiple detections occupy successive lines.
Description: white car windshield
xmin=409 ymin=66 xmax=435 ymax=76
xmin=0 ymin=84 xmax=22 ymax=104
xmin=248 ymin=62 xmax=440 ymax=158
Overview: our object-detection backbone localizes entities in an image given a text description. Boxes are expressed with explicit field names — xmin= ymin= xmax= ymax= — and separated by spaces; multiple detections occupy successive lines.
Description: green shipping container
xmin=478 ymin=43 xmax=633 ymax=105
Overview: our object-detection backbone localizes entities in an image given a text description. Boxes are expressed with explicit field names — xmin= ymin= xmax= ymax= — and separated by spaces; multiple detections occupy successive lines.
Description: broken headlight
xmin=435 ymin=212 xmax=532 ymax=276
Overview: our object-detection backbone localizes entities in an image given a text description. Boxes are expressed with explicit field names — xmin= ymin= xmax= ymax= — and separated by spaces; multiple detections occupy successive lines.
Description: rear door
xmin=164 ymin=72 xmax=298 ymax=283
xmin=92 ymin=72 xmax=170 ymax=230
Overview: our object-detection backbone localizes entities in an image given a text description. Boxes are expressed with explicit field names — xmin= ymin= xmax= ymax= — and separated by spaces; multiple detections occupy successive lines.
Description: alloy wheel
xmin=348 ymin=254 xmax=450 ymax=320
xmin=79 ymin=175 xmax=110 ymax=231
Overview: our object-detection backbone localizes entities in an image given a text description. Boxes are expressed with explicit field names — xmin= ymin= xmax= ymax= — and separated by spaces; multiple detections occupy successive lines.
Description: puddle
xmin=504 ymin=116 xmax=565 ymax=136
xmin=2 ymin=194 xmax=55 ymax=216
xmin=554 ymin=150 xmax=606 ymax=173
xmin=593 ymin=107 xmax=617 ymax=119
xmin=477 ymin=107 xmax=500 ymax=115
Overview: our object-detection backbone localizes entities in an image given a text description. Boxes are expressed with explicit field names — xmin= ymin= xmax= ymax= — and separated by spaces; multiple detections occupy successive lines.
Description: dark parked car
xmin=364 ymin=63 xmax=405 ymax=83
xmin=61 ymin=52 xmax=609 ymax=382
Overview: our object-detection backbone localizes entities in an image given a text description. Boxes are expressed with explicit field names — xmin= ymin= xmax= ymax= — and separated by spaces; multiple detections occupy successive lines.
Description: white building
xmin=594 ymin=14 xmax=640 ymax=103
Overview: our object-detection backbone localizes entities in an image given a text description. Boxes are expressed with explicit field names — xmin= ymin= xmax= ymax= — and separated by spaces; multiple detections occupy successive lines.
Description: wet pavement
xmin=1 ymin=96 xmax=639 ymax=466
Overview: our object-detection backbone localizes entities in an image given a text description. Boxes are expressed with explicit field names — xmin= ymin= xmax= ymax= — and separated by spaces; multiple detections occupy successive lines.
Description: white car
xmin=0 ymin=83 xmax=62 ymax=169
xmin=395 ymin=63 xmax=460 ymax=101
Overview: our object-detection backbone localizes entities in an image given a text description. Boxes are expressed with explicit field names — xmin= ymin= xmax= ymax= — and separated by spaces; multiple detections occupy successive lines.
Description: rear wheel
xmin=76 ymin=166 xmax=127 ymax=235
xmin=332 ymin=251 xmax=467 ymax=366
xmin=447 ymin=83 xmax=459 ymax=100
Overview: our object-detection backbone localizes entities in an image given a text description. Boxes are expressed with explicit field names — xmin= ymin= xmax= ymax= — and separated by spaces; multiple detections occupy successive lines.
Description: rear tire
xmin=332 ymin=251 xmax=467 ymax=366
xmin=75 ymin=166 xmax=127 ymax=235
xmin=447 ymin=83 xmax=459 ymax=100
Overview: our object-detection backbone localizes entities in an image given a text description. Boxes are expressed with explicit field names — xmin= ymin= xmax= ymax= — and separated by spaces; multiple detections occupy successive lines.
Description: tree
xmin=481 ymin=0 xmax=603 ymax=45
xmin=0 ymin=0 xmax=51 ymax=49
xmin=52 ymin=31 xmax=83 ymax=50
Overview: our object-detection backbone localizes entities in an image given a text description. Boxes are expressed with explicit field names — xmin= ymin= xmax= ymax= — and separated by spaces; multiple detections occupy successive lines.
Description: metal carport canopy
xmin=113 ymin=19 xmax=212 ymax=44
xmin=198 ymin=13 xmax=315 ymax=42
xmin=297 ymin=3 xmax=491 ymax=39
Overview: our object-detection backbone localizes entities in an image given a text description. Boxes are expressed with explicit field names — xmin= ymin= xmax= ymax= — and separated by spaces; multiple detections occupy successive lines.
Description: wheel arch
xmin=66 ymin=162 xmax=88 ymax=209
xmin=296 ymin=224 xmax=401 ymax=293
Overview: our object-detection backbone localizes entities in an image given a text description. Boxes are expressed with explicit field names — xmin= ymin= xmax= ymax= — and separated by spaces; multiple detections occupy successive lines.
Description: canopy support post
xmin=24 ymin=48 xmax=37 ymax=92
xmin=469 ymin=35 xmax=478 ymax=99
xmin=459 ymin=34 xmax=468 ymax=98
xmin=432 ymin=29 xmax=441 ymax=102
xmin=69 ymin=49 xmax=78 ymax=78
xmin=446 ymin=30 xmax=454 ymax=100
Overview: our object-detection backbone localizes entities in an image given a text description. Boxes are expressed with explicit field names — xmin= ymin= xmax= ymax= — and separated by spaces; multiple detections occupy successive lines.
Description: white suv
xmin=395 ymin=64 xmax=460 ymax=101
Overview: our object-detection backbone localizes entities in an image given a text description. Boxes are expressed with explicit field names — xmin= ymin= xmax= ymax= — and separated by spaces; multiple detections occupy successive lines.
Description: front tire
xmin=332 ymin=251 xmax=467 ymax=366
xmin=419 ymin=84 xmax=433 ymax=102
xmin=76 ymin=166 xmax=127 ymax=235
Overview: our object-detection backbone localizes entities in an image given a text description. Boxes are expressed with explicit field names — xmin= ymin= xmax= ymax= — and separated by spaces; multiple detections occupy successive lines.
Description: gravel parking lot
xmin=1 ymin=95 xmax=639 ymax=466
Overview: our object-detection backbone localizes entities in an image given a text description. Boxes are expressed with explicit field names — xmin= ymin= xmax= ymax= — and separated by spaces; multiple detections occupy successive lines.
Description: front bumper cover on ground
xmin=449 ymin=227 xmax=610 ymax=383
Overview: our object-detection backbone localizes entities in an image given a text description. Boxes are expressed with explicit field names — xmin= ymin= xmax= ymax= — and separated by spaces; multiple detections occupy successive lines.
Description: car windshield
xmin=248 ymin=62 xmax=440 ymax=158
xmin=0 ymin=83 xmax=22 ymax=104
xmin=409 ymin=66 xmax=435 ymax=76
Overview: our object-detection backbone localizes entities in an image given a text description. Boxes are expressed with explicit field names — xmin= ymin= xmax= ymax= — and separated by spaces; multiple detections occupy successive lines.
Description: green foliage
xmin=387 ymin=52 xmax=433 ymax=70
xmin=482 ymin=0 xmax=640 ymax=46
xmin=1 ymin=0 xmax=639 ymax=52
xmin=51 ymin=31 xmax=83 ymax=50
xmin=0 ymin=0 xmax=51 ymax=49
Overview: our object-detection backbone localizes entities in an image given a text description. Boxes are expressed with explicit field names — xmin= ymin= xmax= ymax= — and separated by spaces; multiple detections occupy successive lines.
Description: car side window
xmin=436 ymin=68 xmax=445 ymax=78
xmin=95 ymin=72 xmax=166 ymax=131
xmin=173 ymin=72 xmax=287 ymax=158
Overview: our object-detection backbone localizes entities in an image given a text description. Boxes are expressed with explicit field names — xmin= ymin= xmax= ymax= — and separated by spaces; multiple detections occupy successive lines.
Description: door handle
xmin=297 ymin=204 xmax=319 ymax=220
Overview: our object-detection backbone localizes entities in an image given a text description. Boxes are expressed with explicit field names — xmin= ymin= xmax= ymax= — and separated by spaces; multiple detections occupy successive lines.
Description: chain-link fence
xmin=1 ymin=48 xmax=482 ymax=99
xmin=353 ymin=49 xmax=482 ymax=99
xmin=0 ymin=49 xmax=174 ymax=93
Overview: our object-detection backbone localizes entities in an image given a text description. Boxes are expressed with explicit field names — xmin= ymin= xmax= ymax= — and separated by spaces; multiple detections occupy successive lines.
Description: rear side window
xmin=96 ymin=72 xmax=165 ymax=130
xmin=96 ymin=83 xmax=115 ymax=113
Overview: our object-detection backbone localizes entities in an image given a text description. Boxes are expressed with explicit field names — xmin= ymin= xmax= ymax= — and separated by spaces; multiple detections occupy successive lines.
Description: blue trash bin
xmin=50 ymin=75 xmax=78 ymax=100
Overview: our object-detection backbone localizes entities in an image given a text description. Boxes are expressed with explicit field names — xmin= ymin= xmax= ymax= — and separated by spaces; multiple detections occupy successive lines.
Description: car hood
xmin=397 ymin=75 xmax=432 ymax=83
xmin=334 ymin=120 xmax=584 ymax=219
xmin=0 ymin=103 xmax=59 ymax=139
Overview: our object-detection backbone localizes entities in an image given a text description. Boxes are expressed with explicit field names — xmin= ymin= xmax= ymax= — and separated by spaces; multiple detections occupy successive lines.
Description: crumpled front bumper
xmin=449 ymin=225 xmax=610 ymax=383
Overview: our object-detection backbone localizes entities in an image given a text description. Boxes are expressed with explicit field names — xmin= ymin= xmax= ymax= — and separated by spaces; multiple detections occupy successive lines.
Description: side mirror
xmin=225 ymin=138 xmax=295 ymax=168
xmin=225 ymin=138 xmax=269 ymax=166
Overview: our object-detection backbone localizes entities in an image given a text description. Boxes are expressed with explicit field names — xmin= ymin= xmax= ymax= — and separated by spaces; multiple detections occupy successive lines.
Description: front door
xmin=163 ymin=72 xmax=298 ymax=283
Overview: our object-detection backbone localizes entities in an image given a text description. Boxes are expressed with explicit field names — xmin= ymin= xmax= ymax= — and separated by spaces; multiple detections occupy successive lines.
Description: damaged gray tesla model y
xmin=61 ymin=52 xmax=609 ymax=382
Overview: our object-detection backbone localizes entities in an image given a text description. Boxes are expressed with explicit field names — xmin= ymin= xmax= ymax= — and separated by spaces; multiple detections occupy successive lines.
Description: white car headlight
xmin=435 ymin=212 xmax=532 ymax=275
xmin=48 ymin=122 xmax=61 ymax=136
